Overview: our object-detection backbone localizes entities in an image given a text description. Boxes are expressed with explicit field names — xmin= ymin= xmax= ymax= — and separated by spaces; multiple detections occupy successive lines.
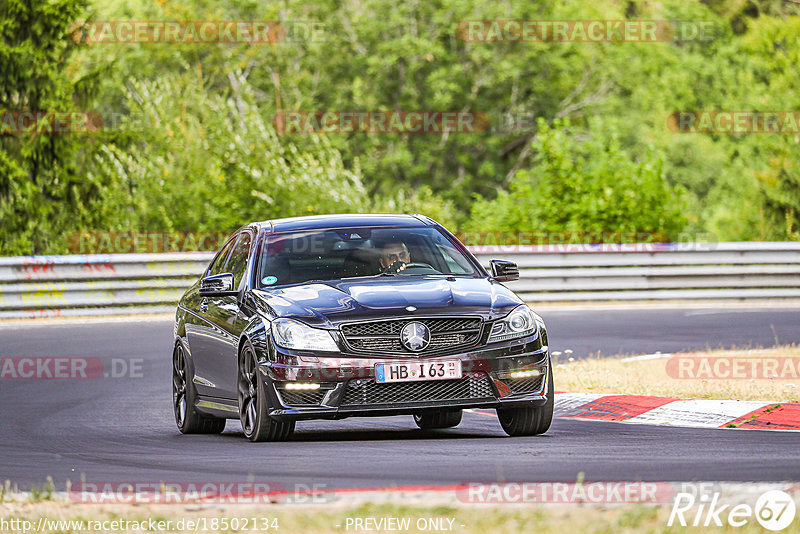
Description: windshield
xmin=257 ymin=226 xmax=480 ymax=288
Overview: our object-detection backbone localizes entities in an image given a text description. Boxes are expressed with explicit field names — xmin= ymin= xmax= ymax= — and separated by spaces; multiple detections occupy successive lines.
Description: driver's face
xmin=379 ymin=243 xmax=410 ymax=268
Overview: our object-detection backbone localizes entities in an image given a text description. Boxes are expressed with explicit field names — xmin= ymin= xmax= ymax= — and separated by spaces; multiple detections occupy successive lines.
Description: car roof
xmin=255 ymin=214 xmax=433 ymax=234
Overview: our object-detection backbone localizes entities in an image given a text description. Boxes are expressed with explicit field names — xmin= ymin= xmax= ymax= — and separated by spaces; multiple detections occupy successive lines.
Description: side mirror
xmin=199 ymin=273 xmax=237 ymax=296
xmin=489 ymin=260 xmax=519 ymax=282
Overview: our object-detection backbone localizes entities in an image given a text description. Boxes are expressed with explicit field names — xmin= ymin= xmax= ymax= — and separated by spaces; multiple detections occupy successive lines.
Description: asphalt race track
xmin=1 ymin=306 xmax=799 ymax=490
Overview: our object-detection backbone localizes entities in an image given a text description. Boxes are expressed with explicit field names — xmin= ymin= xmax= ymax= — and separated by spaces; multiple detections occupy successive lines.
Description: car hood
xmin=250 ymin=277 xmax=523 ymax=328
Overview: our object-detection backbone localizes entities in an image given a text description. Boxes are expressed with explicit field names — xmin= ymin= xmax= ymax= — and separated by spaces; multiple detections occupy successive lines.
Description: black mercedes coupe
xmin=173 ymin=214 xmax=553 ymax=441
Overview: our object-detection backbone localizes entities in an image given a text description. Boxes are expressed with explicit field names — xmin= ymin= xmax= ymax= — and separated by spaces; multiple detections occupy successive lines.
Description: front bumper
xmin=258 ymin=334 xmax=550 ymax=420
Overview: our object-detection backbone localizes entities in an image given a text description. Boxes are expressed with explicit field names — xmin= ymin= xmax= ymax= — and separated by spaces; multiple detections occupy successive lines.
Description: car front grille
xmin=507 ymin=376 xmax=545 ymax=394
xmin=278 ymin=389 xmax=326 ymax=406
xmin=340 ymin=317 xmax=483 ymax=354
xmin=340 ymin=377 xmax=494 ymax=408
xmin=498 ymin=370 xmax=546 ymax=396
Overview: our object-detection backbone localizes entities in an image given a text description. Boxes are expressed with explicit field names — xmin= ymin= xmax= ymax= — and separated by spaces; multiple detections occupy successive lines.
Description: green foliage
xmin=368 ymin=185 xmax=460 ymax=230
xmin=466 ymin=119 xmax=687 ymax=239
xmin=737 ymin=16 xmax=800 ymax=239
xmin=3 ymin=0 xmax=800 ymax=255
xmin=88 ymin=75 xmax=367 ymax=234
xmin=0 ymin=0 xmax=101 ymax=255
xmin=29 ymin=478 xmax=55 ymax=502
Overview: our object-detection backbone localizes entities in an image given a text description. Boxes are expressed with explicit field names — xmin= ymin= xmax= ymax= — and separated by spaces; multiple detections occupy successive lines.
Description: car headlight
xmin=271 ymin=318 xmax=340 ymax=352
xmin=487 ymin=305 xmax=539 ymax=343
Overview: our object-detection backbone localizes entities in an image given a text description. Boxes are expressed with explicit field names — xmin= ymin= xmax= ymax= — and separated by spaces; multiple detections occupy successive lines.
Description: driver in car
xmin=378 ymin=241 xmax=411 ymax=273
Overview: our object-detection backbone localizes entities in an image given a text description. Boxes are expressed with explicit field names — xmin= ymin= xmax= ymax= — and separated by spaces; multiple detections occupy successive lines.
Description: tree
xmin=466 ymin=119 xmax=687 ymax=241
xmin=87 ymin=75 xmax=368 ymax=233
xmin=0 ymin=0 xmax=102 ymax=255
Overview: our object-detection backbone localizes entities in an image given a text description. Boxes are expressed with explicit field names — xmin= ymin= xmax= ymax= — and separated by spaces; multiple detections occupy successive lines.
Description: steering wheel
xmin=383 ymin=261 xmax=438 ymax=274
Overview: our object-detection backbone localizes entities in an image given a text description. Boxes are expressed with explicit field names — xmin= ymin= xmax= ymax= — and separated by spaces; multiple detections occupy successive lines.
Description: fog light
xmin=284 ymin=382 xmax=321 ymax=390
xmin=509 ymin=369 xmax=542 ymax=379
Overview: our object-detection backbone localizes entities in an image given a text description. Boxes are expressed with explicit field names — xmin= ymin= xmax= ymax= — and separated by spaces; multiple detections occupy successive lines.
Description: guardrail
xmin=0 ymin=253 xmax=212 ymax=319
xmin=471 ymin=242 xmax=800 ymax=302
xmin=1 ymin=242 xmax=799 ymax=318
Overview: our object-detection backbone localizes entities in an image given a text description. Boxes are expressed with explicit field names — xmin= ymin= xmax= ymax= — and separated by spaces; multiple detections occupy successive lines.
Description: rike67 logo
xmin=669 ymin=489 xmax=796 ymax=531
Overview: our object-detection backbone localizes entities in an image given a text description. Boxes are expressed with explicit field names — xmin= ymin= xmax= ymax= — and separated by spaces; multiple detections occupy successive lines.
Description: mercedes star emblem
xmin=400 ymin=321 xmax=431 ymax=352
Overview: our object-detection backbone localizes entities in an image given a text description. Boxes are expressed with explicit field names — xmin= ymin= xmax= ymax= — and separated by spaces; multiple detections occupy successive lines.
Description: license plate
xmin=375 ymin=360 xmax=462 ymax=383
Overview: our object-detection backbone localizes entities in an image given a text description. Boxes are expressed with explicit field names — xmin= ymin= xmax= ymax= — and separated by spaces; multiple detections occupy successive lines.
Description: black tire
xmin=173 ymin=343 xmax=226 ymax=434
xmin=238 ymin=342 xmax=295 ymax=442
xmin=414 ymin=409 xmax=463 ymax=429
xmin=497 ymin=367 xmax=554 ymax=437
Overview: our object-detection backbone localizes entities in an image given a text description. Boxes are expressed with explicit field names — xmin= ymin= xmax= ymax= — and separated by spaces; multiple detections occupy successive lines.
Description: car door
xmin=200 ymin=230 xmax=254 ymax=400
xmin=185 ymin=235 xmax=238 ymax=398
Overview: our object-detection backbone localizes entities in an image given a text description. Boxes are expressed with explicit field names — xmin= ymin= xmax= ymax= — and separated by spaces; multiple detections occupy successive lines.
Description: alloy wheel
xmin=238 ymin=347 xmax=259 ymax=436
xmin=172 ymin=345 xmax=188 ymax=428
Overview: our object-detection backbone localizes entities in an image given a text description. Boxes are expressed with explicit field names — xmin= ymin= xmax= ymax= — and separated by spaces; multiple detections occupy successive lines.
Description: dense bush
xmin=3 ymin=0 xmax=800 ymax=255
xmin=88 ymin=76 xmax=368 ymax=234
xmin=0 ymin=0 xmax=99 ymax=255
xmin=466 ymin=119 xmax=687 ymax=239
